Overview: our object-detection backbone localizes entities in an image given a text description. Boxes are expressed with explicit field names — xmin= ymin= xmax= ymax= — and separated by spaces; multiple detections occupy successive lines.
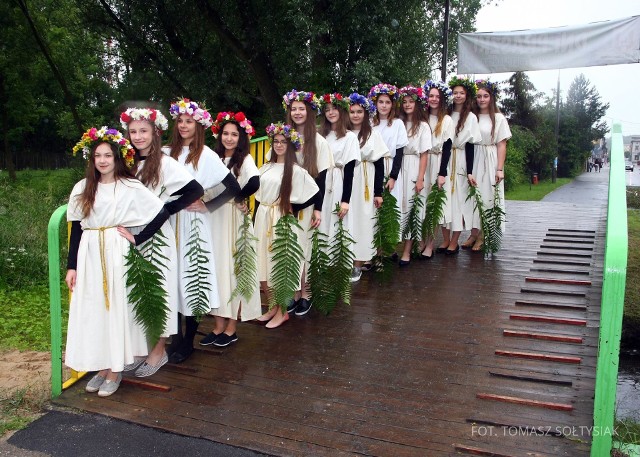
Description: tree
xmin=501 ymin=72 xmax=539 ymax=131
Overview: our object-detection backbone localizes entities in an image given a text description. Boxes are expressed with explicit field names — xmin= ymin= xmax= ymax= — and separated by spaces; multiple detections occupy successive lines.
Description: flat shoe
xmin=420 ymin=253 xmax=433 ymax=260
xmin=122 ymin=358 xmax=145 ymax=372
xmin=213 ymin=333 xmax=238 ymax=347
xmin=445 ymin=246 xmax=460 ymax=255
xmin=85 ymin=373 xmax=107 ymax=393
xmin=435 ymin=246 xmax=448 ymax=254
xmin=360 ymin=262 xmax=373 ymax=272
xmin=398 ymin=259 xmax=410 ymax=267
xmin=461 ymin=237 xmax=476 ymax=249
xmin=135 ymin=352 xmax=168 ymax=377
xmin=98 ymin=373 xmax=122 ymax=397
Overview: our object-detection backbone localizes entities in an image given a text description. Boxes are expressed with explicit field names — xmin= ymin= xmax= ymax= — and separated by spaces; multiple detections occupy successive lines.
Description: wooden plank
xmin=121 ymin=377 xmax=171 ymax=392
xmin=529 ymin=267 xmax=590 ymax=275
xmin=514 ymin=300 xmax=587 ymax=311
xmin=547 ymin=228 xmax=596 ymax=233
xmin=543 ymin=238 xmax=595 ymax=244
xmin=539 ymin=245 xmax=594 ymax=251
xmin=520 ymin=287 xmax=586 ymax=297
xmin=536 ymin=251 xmax=593 ymax=258
xmin=453 ymin=444 xmax=518 ymax=457
xmin=503 ymin=329 xmax=583 ymax=344
xmin=476 ymin=393 xmax=574 ymax=411
xmin=525 ymin=277 xmax=591 ymax=286
xmin=488 ymin=370 xmax=573 ymax=386
xmin=509 ymin=314 xmax=587 ymax=326
xmin=495 ymin=350 xmax=582 ymax=364
xmin=532 ymin=259 xmax=591 ymax=267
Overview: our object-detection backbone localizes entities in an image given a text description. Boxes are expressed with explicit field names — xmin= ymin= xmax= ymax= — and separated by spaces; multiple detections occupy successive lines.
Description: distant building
xmin=631 ymin=136 xmax=640 ymax=163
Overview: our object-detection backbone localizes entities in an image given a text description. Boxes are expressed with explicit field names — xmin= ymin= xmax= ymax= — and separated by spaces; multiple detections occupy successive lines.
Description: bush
xmin=504 ymin=126 xmax=533 ymax=191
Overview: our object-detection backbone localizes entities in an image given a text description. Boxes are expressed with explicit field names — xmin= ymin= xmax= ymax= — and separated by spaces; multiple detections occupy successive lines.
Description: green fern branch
xmin=184 ymin=217 xmax=212 ymax=320
xmin=372 ymin=180 xmax=400 ymax=281
xmin=402 ymin=190 xmax=425 ymax=256
xmin=308 ymin=228 xmax=331 ymax=314
xmin=422 ymin=183 xmax=447 ymax=241
xmin=483 ymin=185 xmax=506 ymax=256
xmin=230 ymin=212 xmax=259 ymax=304
xmin=269 ymin=214 xmax=304 ymax=313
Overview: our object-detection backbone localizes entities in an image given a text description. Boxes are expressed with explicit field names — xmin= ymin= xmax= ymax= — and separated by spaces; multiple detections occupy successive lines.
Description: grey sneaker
xmin=85 ymin=373 xmax=106 ymax=393
xmin=134 ymin=352 xmax=168 ymax=378
xmin=98 ymin=373 xmax=122 ymax=397
xmin=123 ymin=358 xmax=145 ymax=372
xmin=350 ymin=267 xmax=362 ymax=283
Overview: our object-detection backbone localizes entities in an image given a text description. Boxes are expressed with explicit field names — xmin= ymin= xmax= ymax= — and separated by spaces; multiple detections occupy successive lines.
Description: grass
xmin=505 ymin=177 xmax=572 ymax=201
xmin=622 ymin=187 xmax=640 ymax=346
xmin=0 ymin=384 xmax=48 ymax=435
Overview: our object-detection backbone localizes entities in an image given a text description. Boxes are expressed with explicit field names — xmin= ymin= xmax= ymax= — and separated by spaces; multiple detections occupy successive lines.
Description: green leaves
xmin=422 ymin=183 xmax=447 ymax=241
xmin=467 ymin=185 xmax=505 ymax=257
xmin=372 ymin=181 xmax=400 ymax=280
xmin=402 ymin=190 xmax=425 ymax=256
xmin=269 ymin=214 xmax=304 ymax=313
xmin=308 ymin=228 xmax=331 ymax=315
xmin=230 ymin=212 xmax=259 ymax=304
xmin=125 ymin=231 xmax=170 ymax=345
xmin=184 ymin=217 xmax=212 ymax=320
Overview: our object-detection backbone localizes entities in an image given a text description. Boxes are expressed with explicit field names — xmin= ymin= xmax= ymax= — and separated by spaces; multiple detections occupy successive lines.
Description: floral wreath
xmin=475 ymin=79 xmax=500 ymax=100
xmin=265 ymin=122 xmax=303 ymax=151
xmin=169 ymin=98 xmax=213 ymax=128
xmin=120 ymin=107 xmax=169 ymax=131
xmin=347 ymin=92 xmax=376 ymax=114
xmin=368 ymin=83 xmax=399 ymax=103
xmin=318 ymin=93 xmax=350 ymax=112
xmin=282 ymin=89 xmax=320 ymax=114
xmin=423 ymin=80 xmax=453 ymax=104
xmin=72 ymin=127 xmax=135 ymax=168
xmin=398 ymin=85 xmax=427 ymax=104
xmin=448 ymin=76 xmax=477 ymax=98
xmin=211 ymin=111 xmax=256 ymax=138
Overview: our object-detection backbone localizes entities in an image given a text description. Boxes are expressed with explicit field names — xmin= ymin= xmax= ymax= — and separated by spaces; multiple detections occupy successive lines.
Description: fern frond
xmin=230 ymin=212 xmax=259 ymax=304
xmin=482 ymin=185 xmax=506 ymax=256
xmin=422 ymin=183 xmax=447 ymax=241
xmin=372 ymin=180 xmax=400 ymax=281
xmin=308 ymin=228 xmax=331 ymax=315
xmin=269 ymin=214 xmax=304 ymax=312
xmin=125 ymin=232 xmax=170 ymax=345
xmin=184 ymin=217 xmax=212 ymax=320
xmin=402 ymin=190 xmax=425 ymax=256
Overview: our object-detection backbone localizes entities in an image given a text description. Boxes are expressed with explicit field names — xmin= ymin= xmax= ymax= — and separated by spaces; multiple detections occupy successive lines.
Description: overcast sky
xmin=473 ymin=0 xmax=640 ymax=136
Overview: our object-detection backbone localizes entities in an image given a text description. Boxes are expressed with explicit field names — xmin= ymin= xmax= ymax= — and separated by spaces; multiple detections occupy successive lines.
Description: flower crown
xmin=368 ymin=83 xmax=399 ymax=103
xmin=169 ymin=98 xmax=213 ymax=128
xmin=347 ymin=92 xmax=376 ymax=114
xmin=265 ymin=122 xmax=303 ymax=151
xmin=448 ymin=76 xmax=477 ymax=98
xmin=282 ymin=89 xmax=320 ymax=114
xmin=120 ymin=107 xmax=169 ymax=131
xmin=211 ymin=111 xmax=256 ymax=138
xmin=475 ymin=79 xmax=500 ymax=100
xmin=423 ymin=80 xmax=453 ymax=104
xmin=72 ymin=127 xmax=135 ymax=168
xmin=319 ymin=93 xmax=350 ymax=111
xmin=398 ymin=85 xmax=426 ymax=104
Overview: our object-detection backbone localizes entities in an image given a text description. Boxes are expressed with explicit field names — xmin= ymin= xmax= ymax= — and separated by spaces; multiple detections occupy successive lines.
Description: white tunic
xmin=472 ymin=113 xmax=512 ymax=230
xmin=427 ymin=114 xmax=454 ymax=225
xmin=164 ymin=145 xmax=230 ymax=316
xmin=319 ymin=130 xmax=360 ymax=239
xmin=447 ymin=112 xmax=481 ymax=231
xmin=400 ymin=121 xmax=432 ymax=238
xmin=208 ymin=155 xmax=262 ymax=321
xmin=254 ymin=163 xmax=319 ymax=287
xmin=350 ymin=130 xmax=389 ymax=261
xmin=65 ymin=178 xmax=164 ymax=372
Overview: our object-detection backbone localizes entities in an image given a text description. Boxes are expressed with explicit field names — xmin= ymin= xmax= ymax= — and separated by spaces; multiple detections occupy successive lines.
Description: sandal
xmin=471 ymin=234 xmax=484 ymax=252
xmin=461 ymin=236 xmax=477 ymax=249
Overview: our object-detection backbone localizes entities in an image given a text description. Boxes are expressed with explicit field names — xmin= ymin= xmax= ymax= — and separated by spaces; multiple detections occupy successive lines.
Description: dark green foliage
xmin=373 ymin=181 xmax=400 ymax=280
xmin=402 ymin=190 xmax=424 ymax=256
xmin=125 ymin=231 xmax=170 ymax=345
xmin=308 ymin=228 xmax=331 ymax=315
xmin=269 ymin=214 xmax=304 ymax=312
xmin=467 ymin=185 xmax=505 ymax=257
xmin=230 ymin=212 xmax=259 ymax=304
xmin=422 ymin=183 xmax=447 ymax=241
xmin=184 ymin=217 xmax=212 ymax=320
xmin=504 ymin=126 xmax=532 ymax=191
xmin=324 ymin=204 xmax=355 ymax=314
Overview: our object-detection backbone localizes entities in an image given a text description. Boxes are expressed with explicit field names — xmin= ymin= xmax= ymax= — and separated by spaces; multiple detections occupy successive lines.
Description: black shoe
xmin=435 ymin=246 xmax=448 ymax=254
xmin=420 ymin=253 xmax=433 ymax=260
xmin=295 ymin=298 xmax=312 ymax=316
xmin=213 ymin=333 xmax=238 ymax=347
xmin=286 ymin=298 xmax=299 ymax=314
xmin=168 ymin=343 xmax=194 ymax=364
xmin=445 ymin=245 xmax=460 ymax=255
xmin=386 ymin=252 xmax=399 ymax=262
xmin=199 ymin=332 xmax=220 ymax=346
xmin=399 ymin=259 xmax=410 ymax=267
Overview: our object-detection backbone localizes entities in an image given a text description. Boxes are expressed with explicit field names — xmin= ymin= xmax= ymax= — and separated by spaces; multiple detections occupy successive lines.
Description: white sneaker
xmin=350 ymin=267 xmax=362 ymax=283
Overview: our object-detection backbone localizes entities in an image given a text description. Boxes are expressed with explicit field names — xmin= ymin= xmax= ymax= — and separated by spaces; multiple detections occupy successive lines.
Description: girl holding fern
xmin=198 ymin=112 xmax=261 ymax=348
xmin=66 ymin=127 xmax=170 ymax=396
xmin=255 ymin=123 xmax=321 ymax=328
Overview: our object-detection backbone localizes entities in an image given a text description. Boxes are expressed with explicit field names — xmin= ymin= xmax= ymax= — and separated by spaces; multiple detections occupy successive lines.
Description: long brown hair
xmin=320 ymin=104 xmax=349 ymax=139
xmin=168 ymin=115 xmax=206 ymax=169
xmin=372 ymin=94 xmax=397 ymax=127
xmin=428 ymin=88 xmax=449 ymax=138
xmin=348 ymin=104 xmax=372 ymax=148
xmin=130 ymin=123 xmax=163 ymax=188
xmin=473 ymin=88 xmax=500 ymax=139
xmin=449 ymin=86 xmax=474 ymax=136
xmin=400 ymin=96 xmax=428 ymax=138
xmin=269 ymin=139 xmax=298 ymax=215
xmin=286 ymin=101 xmax=319 ymax=177
xmin=77 ymin=142 xmax=135 ymax=218
xmin=214 ymin=121 xmax=250 ymax=177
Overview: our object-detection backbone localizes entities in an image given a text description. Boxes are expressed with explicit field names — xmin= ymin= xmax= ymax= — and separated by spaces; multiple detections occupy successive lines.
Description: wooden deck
xmin=53 ymin=200 xmax=605 ymax=457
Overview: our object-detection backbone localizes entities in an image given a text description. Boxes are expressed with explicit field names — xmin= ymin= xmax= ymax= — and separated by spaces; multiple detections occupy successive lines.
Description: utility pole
xmin=553 ymin=70 xmax=560 ymax=183
xmin=441 ymin=0 xmax=450 ymax=81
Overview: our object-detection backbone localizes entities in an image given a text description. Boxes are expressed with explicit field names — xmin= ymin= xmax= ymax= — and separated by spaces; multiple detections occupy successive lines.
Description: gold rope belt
xmin=263 ymin=202 xmax=278 ymax=250
xmin=362 ymin=160 xmax=370 ymax=202
xmin=174 ymin=212 xmax=180 ymax=248
xmin=450 ymin=147 xmax=460 ymax=194
xmin=83 ymin=225 xmax=117 ymax=310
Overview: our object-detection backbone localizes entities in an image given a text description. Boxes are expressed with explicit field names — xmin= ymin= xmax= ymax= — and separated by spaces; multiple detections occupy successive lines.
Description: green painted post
xmin=591 ymin=124 xmax=627 ymax=456
xmin=47 ymin=204 xmax=67 ymax=398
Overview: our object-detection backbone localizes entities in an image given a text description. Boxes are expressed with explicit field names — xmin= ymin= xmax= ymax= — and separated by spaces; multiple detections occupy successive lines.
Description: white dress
xmin=65 ymin=178 xmax=164 ymax=372
xmin=400 ymin=121 xmax=432 ymax=238
xmin=447 ymin=112 xmax=481 ymax=232
xmin=373 ymin=118 xmax=408 ymax=233
xmin=254 ymin=163 xmax=320 ymax=286
xmin=472 ymin=113 xmax=512 ymax=231
xmin=319 ymin=130 xmax=360 ymax=239
xmin=350 ymin=130 xmax=389 ymax=261
xmin=427 ymin=114 xmax=454 ymax=225
xmin=208 ymin=155 xmax=262 ymax=321
xmin=164 ymin=145 xmax=230 ymax=316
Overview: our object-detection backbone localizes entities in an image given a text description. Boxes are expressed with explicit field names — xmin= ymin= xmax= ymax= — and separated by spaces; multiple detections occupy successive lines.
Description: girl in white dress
xmin=471 ymin=80 xmax=512 ymax=249
xmin=120 ymin=107 xmax=204 ymax=377
xmin=66 ymin=127 xmax=169 ymax=397
xmin=397 ymin=85 xmax=432 ymax=265
xmin=198 ymin=111 xmax=262 ymax=348
xmin=318 ymin=93 xmax=360 ymax=239
xmin=444 ymin=77 xmax=481 ymax=254
xmin=347 ymin=93 xmax=388 ymax=281
xmin=255 ymin=123 xmax=320 ymax=328
xmin=165 ymin=98 xmax=238 ymax=364
xmin=368 ymin=83 xmax=408 ymax=251
xmin=283 ymin=90 xmax=333 ymax=317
